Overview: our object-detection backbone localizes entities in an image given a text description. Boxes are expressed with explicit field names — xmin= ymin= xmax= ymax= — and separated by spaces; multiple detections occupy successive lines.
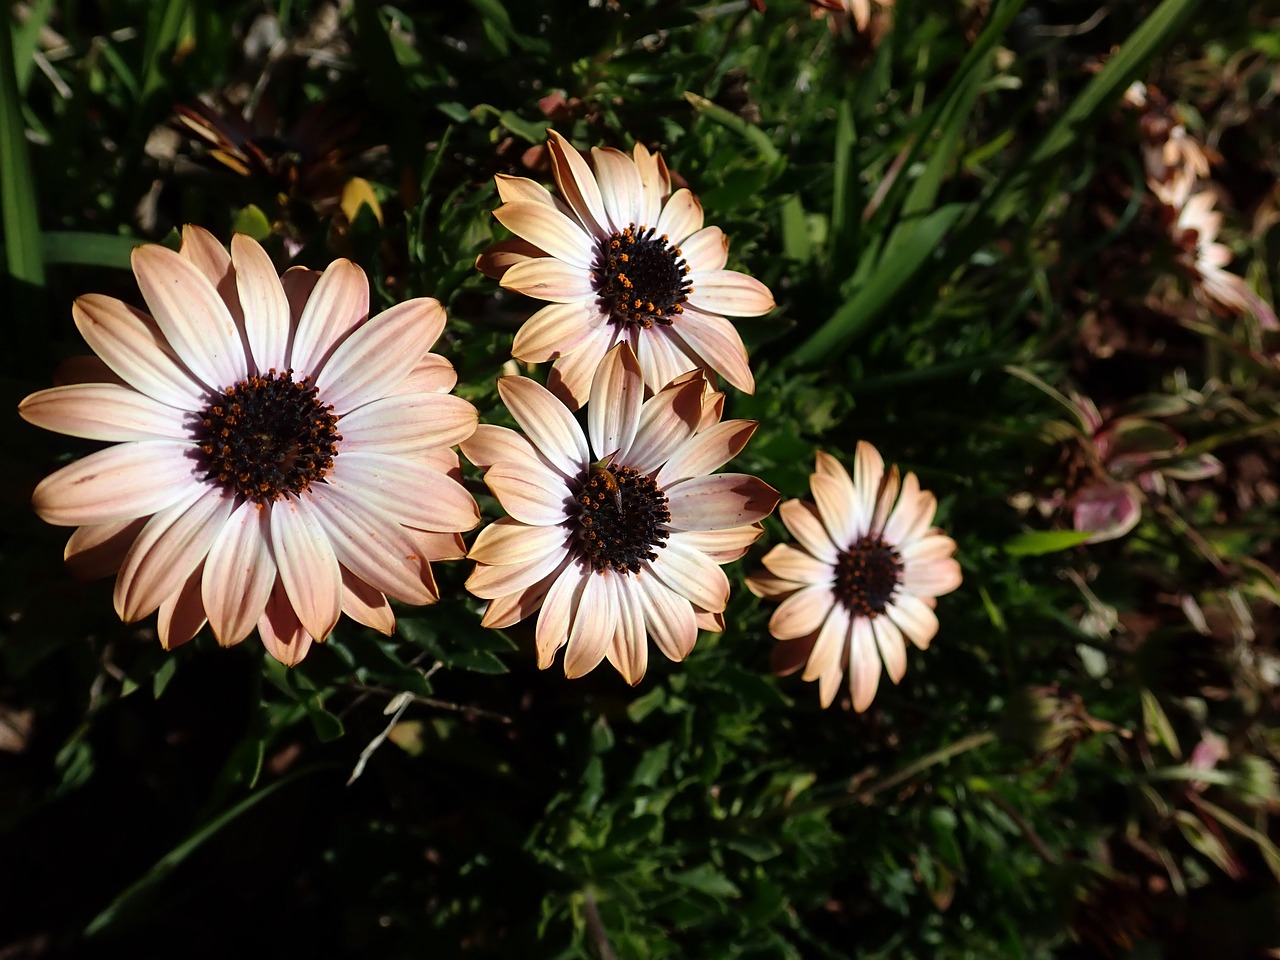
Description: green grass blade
xmin=83 ymin=766 xmax=327 ymax=938
xmin=12 ymin=0 xmax=55 ymax=93
xmin=789 ymin=203 xmax=964 ymax=366
xmin=139 ymin=0 xmax=186 ymax=102
xmin=683 ymin=91 xmax=782 ymax=167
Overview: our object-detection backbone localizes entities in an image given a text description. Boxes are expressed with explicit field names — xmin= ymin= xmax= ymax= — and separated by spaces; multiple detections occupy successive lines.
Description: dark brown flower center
xmin=593 ymin=223 xmax=692 ymax=329
xmin=574 ymin=463 xmax=670 ymax=574
xmin=833 ymin=535 xmax=902 ymax=617
xmin=195 ymin=370 xmax=341 ymax=504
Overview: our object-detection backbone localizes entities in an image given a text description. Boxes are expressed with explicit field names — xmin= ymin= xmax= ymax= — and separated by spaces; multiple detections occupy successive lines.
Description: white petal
xmin=288 ymin=259 xmax=369 ymax=376
xmin=202 ymin=500 xmax=276 ymax=646
xmin=20 ymin=383 xmax=189 ymax=442
xmin=497 ymin=376 xmax=589 ymax=478
xmin=268 ymin=495 xmax=343 ymax=641
xmin=588 ymin=343 xmax=643 ymax=463
xmin=32 ymin=441 xmax=205 ymax=527
xmin=231 ymin=234 xmax=290 ymax=372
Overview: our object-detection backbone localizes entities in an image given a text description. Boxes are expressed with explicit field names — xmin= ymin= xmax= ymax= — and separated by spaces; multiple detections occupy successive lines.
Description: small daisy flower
xmin=462 ymin=343 xmax=779 ymax=684
xmin=19 ymin=226 xmax=480 ymax=665
xmin=475 ymin=130 xmax=775 ymax=408
xmin=747 ymin=444 xmax=961 ymax=711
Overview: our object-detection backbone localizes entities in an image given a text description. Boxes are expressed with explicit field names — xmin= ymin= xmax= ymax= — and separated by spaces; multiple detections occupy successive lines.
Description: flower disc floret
xmin=197 ymin=370 xmax=341 ymax=503
xmin=594 ymin=225 xmax=692 ymax=329
xmin=576 ymin=464 xmax=671 ymax=573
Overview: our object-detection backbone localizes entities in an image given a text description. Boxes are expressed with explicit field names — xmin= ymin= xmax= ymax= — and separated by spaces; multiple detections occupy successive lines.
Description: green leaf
xmin=1140 ymin=688 xmax=1181 ymax=760
xmin=139 ymin=0 xmax=187 ymax=102
xmin=231 ymin=205 xmax=273 ymax=241
xmin=669 ymin=864 xmax=740 ymax=899
xmin=683 ymin=91 xmax=782 ymax=168
xmin=1002 ymin=529 xmax=1093 ymax=556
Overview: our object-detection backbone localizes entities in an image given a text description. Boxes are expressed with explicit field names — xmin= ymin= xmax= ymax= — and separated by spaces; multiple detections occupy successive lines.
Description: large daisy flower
xmin=462 ymin=343 xmax=779 ymax=684
xmin=747 ymin=444 xmax=961 ymax=710
xmin=475 ymin=130 xmax=775 ymax=408
xmin=19 ymin=226 xmax=480 ymax=665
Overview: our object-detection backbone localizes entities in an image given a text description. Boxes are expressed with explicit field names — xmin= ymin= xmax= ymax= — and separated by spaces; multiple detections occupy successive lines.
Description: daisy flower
xmin=746 ymin=444 xmax=961 ymax=711
xmin=475 ymin=130 xmax=774 ymax=408
xmin=462 ymin=343 xmax=779 ymax=684
xmin=1157 ymin=187 xmax=1278 ymax=330
xmin=19 ymin=226 xmax=479 ymax=665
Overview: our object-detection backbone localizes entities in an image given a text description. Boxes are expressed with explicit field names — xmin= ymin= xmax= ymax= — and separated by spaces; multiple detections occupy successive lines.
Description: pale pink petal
xmin=327 ymin=452 xmax=479 ymax=533
xmin=607 ymin=583 xmax=648 ymax=685
xmin=157 ymin=561 xmax=208 ymax=650
xmin=314 ymin=298 xmax=442 ymax=414
xmin=179 ymin=225 xmax=241 ymax=323
xmin=769 ymin=582 xmax=835 ymax=640
xmin=547 ymin=130 xmax=609 ymax=238
xmin=72 ymin=295 xmax=207 ymax=410
xmin=591 ymin=146 xmax=645 ymax=233
xmin=779 ymin=499 xmax=839 ymax=565
xmin=665 ymin=474 xmax=779 ymax=530
xmin=32 ymin=441 xmax=205 ymax=527
xmin=902 ymin=558 xmax=962 ymax=598
xmin=656 ymin=419 xmax=757 ymax=487
xmin=632 ymin=141 xmax=671 ymax=225
xmin=467 ymin=539 xmax=571 ymax=600
xmin=482 ymin=564 xmax=559 ymax=629
xmin=649 ymin=535 xmax=730 ymax=613
xmin=637 ymin=325 xmax=703 ymax=393
xmin=815 ymin=449 xmax=854 ymax=485
xmin=341 ymin=567 xmax=395 ymax=635
xmin=745 ymin=570 xmax=802 ymax=600
xmin=132 ymin=244 xmax=246 ymax=391
xmin=803 ymin=603 xmax=850 ymax=686
xmin=288 ymin=259 xmax=369 ymax=376
xmin=257 ymin=579 xmax=314 ymax=665
xmin=495 ymin=174 xmax=560 ymax=207
xmin=760 ymin=543 xmax=833 ymax=586
xmin=535 ymin=561 xmax=586 ymax=668
xmin=588 ymin=342 xmax=643 ymax=462
xmin=461 ymin=424 xmax=539 ymax=471
xmin=475 ymin=237 xmax=544 ymax=280
xmin=901 ymin=534 xmax=958 ymax=566
xmin=673 ymin=524 xmax=763 ymax=564
xmin=19 ymin=384 xmax=189 ymax=442
xmin=873 ymin=615 xmax=908 ymax=685
xmin=848 ymin=616 xmax=882 ymax=712
xmin=851 ymin=441 xmax=885 ymax=539
xmin=810 ymin=473 xmax=858 ymax=553
xmin=407 ymin=529 xmax=467 ymax=563
xmin=622 ymin=376 xmax=704 ymax=475
xmin=686 ymin=269 xmax=774 ymax=318
xmin=469 ymin=518 xmax=570 ymax=566
xmin=563 ymin=569 xmax=615 ymax=678
xmin=870 ymin=465 xmax=901 ymax=533
xmin=500 ymin=257 xmax=597 ymax=303
xmin=883 ymin=475 xmax=937 ymax=547
xmin=339 ymin=394 xmax=478 ymax=455
xmin=887 ymin=594 xmax=939 ymax=650
xmin=670 ymin=307 xmax=754 ymax=394
xmin=546 ymin=328 xmax=617 ymax=410
xmin=655 ymin=188 xmax=704 ymax=244
xmin=230 ymin=234 xmax=290 ymax=372
xmin=497 ymin=376 xmax=589 ymax=478
xmin=512 ymin=301 xmax=608 ymax=363
xmin=482 ymin=460 xmax=572 ymax=526
xmin=493 ymin=200 xmax=595 ymax=270
xmin=636 ymin=571 xmax=698 ymax=662
xmin=680 ymin=226 xmax=729 ymax=272
xmin=306 ymin=484 xmax=439 ymax=606
xmin=394 ymin=353 xmax=457 ymax=396
xmin=771 ymin=632 xmax=817 ymax=677
xmin=64 ymin=518 xmax=147 ymax=579
xmin=202 ymin=500 xmax=276 ymax=646
xmin=268 ymin=497 xmax=342 ymax=641
xmin=114 ymin=487 xmax=234 ymax=622
xmin=695 ymin=609 xmax=725 ymax=633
